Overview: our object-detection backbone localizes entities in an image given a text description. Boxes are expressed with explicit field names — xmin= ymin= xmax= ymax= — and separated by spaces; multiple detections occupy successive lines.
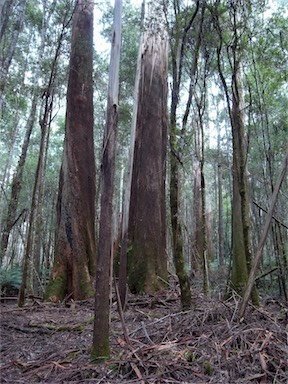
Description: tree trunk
xmin=230 ymin=143 xmax=248 ymax=293
xmin=231 ymin=60 xmax=258 ymax=304
xmin=127 ymin=3 xmax=168 ymax=294
xmin=192 ymin=158 xmax=203 ymax=271
xmin=92 ymin=0 xmax=122 ymax=361
xmin=45 ymin=0 xmax=96 ymax=302
xmin=217 ymin=118 xmax=224 ymax=267
xmin=118 ymin=0 xmax=145 ymax=309
xmin=32 ymin=104 xmax=53 ymax=295
xmin=213 ymin=2 xmax=258 ymax=303
xmin=168 ymin=1 xmax=200 ymax=309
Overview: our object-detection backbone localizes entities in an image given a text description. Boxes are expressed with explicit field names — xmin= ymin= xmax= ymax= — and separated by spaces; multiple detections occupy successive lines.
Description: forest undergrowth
xmin=0 ymin=275 xmax=287 ymax=384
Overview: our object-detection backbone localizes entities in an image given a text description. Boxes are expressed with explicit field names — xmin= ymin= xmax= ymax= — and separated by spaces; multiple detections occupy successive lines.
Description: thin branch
xmin=252 ymin=200 xmax=288 ymax=230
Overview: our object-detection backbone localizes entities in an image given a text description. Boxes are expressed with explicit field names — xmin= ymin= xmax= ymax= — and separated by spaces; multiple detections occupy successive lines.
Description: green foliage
xmin=0 ymin=264 xmax=22 ymax=296
xmin=90 ymin=346 xmax=110 ymax=364
xmin=203 ymin=360 xmax=213 ymax=376
xmin=25 ymin=0 xmax=43 ymax=30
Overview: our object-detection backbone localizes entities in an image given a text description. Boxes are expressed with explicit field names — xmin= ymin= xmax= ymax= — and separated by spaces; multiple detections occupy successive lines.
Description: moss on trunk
xmin=44 ymin=272 xmax=67 ymax=302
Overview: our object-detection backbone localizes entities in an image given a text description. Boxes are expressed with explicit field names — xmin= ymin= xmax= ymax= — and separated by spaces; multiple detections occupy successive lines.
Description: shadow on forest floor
xmin=0 ymin=278 xmax=287 ymax=383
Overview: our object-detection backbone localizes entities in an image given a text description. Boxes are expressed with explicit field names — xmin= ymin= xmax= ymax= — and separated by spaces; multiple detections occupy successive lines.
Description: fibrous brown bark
xmin=127 ymin=4 xmax=168 ymax=294
xmin=45 ymin=0 xmax=96 ymax=302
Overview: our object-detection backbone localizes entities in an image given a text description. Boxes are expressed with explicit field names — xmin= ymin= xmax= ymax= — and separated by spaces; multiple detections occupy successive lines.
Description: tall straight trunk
xmin=217 ymin=160 xmax=224 ymax=267
xmin=169 ymin=1 xmax=200 ymax=310
xmin=230 ymin=144 xmax=248 ymax=293
xmin=200 ymin=120 xmax=208 ymax=296
xmin=217 ymin=116 xmax=224 ymax=267
xmin=127 ymin=3 xmax=168 ymax=294
xmin=18 ymin=99 xmax=51 ymax=306
xmin=92 ymin=0 xmax=122 ymax=361
xmin=45 ymin=0 xmax=96 ymax=303
xmin=231 ymin=61 xmax=258 ymax=304
xmin=118 ymin=0 xmax=145 ymax=309
xmin=213 ymin=2 xmax=258 ymax=303
xmin=170 ymin=124 xmax=191 ymax=308
xmin=192 ymin=157 xmax=203 ymax=271
xmin=32 ymin=100 xmax=53 ymax=295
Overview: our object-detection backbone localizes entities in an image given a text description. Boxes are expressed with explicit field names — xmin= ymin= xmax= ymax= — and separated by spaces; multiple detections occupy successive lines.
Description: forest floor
xmin=0 ymin=277 xmax=287 ymax=384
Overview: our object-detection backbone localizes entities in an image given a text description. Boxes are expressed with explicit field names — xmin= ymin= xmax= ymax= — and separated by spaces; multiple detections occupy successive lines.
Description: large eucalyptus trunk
xmin=127 ymin=3 xmax=168 ymax=294
xmin=45 ymin=0 xmax=96 ymax=302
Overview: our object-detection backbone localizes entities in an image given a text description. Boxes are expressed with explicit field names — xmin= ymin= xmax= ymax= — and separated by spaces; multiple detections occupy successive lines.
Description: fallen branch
xmin=28 ymin=322 xmax=83 ymax=332
xmin=255 ymin=267 xmax=278 ymax=282
xmin=252 ymin=201 xmax=288 ymax=230
xmin=239 ymin=153 xmax=288 ymax=319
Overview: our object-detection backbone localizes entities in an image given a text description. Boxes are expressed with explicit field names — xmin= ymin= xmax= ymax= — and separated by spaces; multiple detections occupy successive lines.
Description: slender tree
xmin=168 ymin=0 xmax=200 ymax=309
xmin=45 ymin=0 xmax=96 ymax=302
xmin=92 ymin=0 xmax=122 ymax=361
xmin=217 ymin=107 xmax=224 ymax=267
xmin=212 ymin=1 xmax=258 ymax=303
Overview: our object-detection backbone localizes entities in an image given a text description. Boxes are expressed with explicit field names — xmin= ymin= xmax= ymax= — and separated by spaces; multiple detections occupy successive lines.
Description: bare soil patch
xmin=0 ymin=283 xmax=287 ymax=383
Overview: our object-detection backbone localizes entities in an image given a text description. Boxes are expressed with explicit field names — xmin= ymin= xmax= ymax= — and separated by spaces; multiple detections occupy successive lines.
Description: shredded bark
xmin=1 ymin=281 xmax=287 ymax=383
